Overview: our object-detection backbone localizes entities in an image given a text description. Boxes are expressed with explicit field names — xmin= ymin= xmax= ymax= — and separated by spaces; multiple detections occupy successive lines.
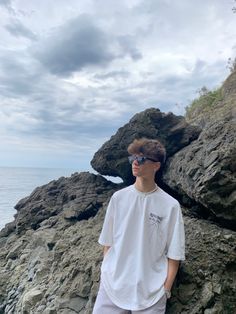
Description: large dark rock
xmin=164 ymin=119 xmax=236 ymax=228
xmin=0 ymin=172 xmax=120 ymax=314
xmin=91 ymin=108 xmax=201 ymax=183
xmin=0 ymin=172 xmax=119 ymax=237
xmin=164 ymin=73 xmax=236 ymax=229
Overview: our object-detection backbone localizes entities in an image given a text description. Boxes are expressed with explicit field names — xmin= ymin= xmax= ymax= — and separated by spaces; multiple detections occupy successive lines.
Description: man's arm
xmin=103 ymin=246 xmax=111 ymax=257
xmin=164 ymin=258 xmax=180 ymax=292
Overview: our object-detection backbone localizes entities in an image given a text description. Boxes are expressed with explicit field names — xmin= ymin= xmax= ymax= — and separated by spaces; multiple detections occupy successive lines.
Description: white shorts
xmin=92 ymin=281 xmax=167 ymax=314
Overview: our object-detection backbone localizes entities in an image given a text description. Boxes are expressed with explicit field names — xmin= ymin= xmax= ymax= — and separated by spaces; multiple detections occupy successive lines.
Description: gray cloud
xmin=33 ymin=14 xmax=142 ymax=76
xmin=0 ymin=0 xmax=15 ymax=14
xmin=27 ymin=110 xmax=119 ymax=140
xmin=0 ymin=0 xmax=11 ymax=7
xmin=0 ymin=49 xmax=123 ymax=142
xmin=33 ymin=15 xmax=115 ymax=76
xmin=117 ymin=35 xmax=143 ymax=60
xmin=94 ymin=70 xmax=130 ymax=80
xmin=0 ymin=50 xmax=44 ymax=98
xmin=5 ymin=19 xmax=37 ymax=41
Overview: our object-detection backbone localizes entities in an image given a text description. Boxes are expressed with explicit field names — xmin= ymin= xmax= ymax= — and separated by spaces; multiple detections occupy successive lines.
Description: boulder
xmin=91 ymin=108 xmax=201 ymax=184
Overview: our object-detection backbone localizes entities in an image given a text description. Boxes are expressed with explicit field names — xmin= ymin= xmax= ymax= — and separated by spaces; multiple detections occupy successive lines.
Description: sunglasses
xmin=128 ymin=155 xmax=158 ymax=165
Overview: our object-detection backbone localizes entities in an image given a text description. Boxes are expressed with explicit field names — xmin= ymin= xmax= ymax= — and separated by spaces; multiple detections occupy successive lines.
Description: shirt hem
xmin=101 ymin=272 xmax=165 ymax=311
xmin=98 ymin=239 xmax=112 ymax=246
xmin=167 ymin=254 xmax=185 ymax=261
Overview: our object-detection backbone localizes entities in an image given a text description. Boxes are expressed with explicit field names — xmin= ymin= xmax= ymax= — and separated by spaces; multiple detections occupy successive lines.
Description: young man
xmin=93 ymin=138 xmax=185 ymax=314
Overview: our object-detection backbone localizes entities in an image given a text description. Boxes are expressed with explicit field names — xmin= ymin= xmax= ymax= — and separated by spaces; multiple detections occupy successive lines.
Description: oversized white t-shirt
xmin=99 ymin=184 xmax=185 ymax=311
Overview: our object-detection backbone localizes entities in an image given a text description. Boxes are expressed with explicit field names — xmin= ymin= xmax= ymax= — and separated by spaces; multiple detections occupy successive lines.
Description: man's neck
xmin=134 ymin=178 xmax=158 ymax=193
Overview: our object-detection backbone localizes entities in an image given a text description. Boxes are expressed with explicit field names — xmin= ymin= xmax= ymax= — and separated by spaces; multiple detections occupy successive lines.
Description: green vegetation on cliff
xmin=185 ymin=64 xmax=236 ymax=126
xmin=185 ymin=86 xmax=223 ymax=122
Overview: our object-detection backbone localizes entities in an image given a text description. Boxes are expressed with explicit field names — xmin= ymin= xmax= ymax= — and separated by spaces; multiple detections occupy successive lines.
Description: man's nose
xmin=133 ymin=159 xmax=139 ymax=166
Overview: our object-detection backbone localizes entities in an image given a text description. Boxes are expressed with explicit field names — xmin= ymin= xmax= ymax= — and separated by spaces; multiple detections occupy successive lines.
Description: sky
xmin=0 ymin=0 xmax=236 ymax=171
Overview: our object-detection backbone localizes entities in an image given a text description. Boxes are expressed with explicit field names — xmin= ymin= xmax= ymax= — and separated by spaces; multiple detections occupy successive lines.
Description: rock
xmin=163 ymin=74 xmax=236 ymax=228
xmin=212 ymin=274 xmax=222 ymax=295
xmin=56 ymin=297 xmax=87 ymax=313
xmin=204 ymin=303 xmax=223 ymax=314
xmin=166 ymin=216 xmax=236 ymax=314
xmin=6 ymin=241 xmax=25 ymax=260
xmin=43 ymin=308 xmax=57 ymax=314
xmin=0 ymin=172 xmax=119 ymax=236
xmin=0 ymin=221 xmax=16 ymax=237
xmin=91 ymin=108 xmax=201 ymax=183
xmin=201 ymin=282 xmax=214 ymax=308
xmin=0 ymin=173 xmax=120 ymax=313
xmin=176 ymin=283 xmax=196 ymax=305
xmin=22 ymin=288 xmax=44 ymax=313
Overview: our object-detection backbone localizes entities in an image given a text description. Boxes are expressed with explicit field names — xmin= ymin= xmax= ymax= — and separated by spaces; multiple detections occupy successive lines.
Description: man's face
xmin=129 ymin=154 xmax=161 ymax=179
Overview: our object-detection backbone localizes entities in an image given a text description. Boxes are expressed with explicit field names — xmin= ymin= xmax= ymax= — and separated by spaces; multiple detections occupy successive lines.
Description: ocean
xmin=0 ymin=167 xmax=79 ymax=231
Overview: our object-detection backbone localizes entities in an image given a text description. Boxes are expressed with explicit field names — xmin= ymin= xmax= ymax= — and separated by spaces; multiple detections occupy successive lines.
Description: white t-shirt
xmin=99 ymin=184 xmax=185 ymax=311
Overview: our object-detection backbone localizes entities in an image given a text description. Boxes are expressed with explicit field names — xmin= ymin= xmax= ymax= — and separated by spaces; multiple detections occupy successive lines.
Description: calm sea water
xmin=0 ymin=167 xmax=79 ymax=231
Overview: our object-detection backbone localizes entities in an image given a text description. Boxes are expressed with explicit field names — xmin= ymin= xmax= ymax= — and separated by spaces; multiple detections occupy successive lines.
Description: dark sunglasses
xmin=128 ymin=155 xmax=158 ymax=165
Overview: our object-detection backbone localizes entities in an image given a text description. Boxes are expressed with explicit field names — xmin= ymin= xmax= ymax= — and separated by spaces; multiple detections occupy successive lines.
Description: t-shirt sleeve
xmin=98 ymin=196 xmax=115 ymax=246
xmin=166 ymin=203 xmax=185 ymax=261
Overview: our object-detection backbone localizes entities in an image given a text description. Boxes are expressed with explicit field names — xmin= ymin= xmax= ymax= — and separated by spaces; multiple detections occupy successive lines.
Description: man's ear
xmin=154 ymin=162 xmax=161 ymax=173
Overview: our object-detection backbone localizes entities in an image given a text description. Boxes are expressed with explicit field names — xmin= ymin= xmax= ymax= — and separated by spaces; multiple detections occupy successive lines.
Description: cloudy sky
xmin=0 ymin=0 xmax=236 ymax=171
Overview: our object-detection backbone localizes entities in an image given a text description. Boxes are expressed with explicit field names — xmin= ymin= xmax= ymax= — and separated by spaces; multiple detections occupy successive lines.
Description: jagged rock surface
xmin=0 ymin=172 xmax=120 ymax=314
xmin=0 ymin=176 xmax=235 ymax=313
xmin=0 ymin=172 xmax=119 ymax=237
xmin=168 ymin=216 xmax=236 ymax=314
xmin=164 ymin=73 xmax=236 ymax=228
xmin=91 ymin=108 xmax=201 ymax=184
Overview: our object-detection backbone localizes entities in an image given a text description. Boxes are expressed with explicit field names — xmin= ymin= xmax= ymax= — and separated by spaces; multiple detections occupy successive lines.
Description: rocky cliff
xmin=0 ymin=72 xmax=235 ymax=314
